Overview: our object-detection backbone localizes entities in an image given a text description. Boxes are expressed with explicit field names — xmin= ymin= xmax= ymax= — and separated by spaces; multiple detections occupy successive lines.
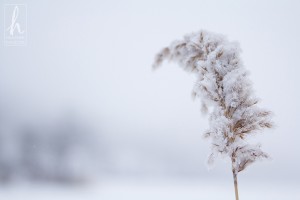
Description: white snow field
xmin=0 ymin=180 xmax=298 ymax=200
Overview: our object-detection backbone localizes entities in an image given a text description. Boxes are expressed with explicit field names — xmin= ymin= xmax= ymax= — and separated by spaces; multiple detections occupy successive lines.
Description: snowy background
xmin=0 ymin=0 xmax=299 ymax=199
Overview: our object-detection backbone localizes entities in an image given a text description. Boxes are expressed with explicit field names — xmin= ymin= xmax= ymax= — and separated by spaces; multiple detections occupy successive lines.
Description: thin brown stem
xmin=232 ymin=172 xmax=239 ymax=200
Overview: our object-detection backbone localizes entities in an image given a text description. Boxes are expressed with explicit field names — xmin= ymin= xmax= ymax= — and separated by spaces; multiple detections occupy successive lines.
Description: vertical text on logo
xmin=4 ymin=4 xmax=27 ymax=46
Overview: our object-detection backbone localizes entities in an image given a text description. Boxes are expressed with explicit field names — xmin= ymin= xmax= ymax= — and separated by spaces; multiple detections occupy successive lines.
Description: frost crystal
xmin=153 ymin=30 xmax=273 ymax=174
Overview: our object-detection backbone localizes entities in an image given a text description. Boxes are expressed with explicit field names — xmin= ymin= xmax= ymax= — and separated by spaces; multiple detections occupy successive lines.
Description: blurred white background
xmin=0 ymin=0 xmax=299 ymax=199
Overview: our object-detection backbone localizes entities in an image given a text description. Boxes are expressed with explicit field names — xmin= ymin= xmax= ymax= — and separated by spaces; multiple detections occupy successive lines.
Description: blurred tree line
xmin=0 ymin=113 xmax=98 ymax=184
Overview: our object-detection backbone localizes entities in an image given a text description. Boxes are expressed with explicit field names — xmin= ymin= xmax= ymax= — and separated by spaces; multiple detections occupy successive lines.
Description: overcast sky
xmin=0 ymin=0 xmax=299 ymax=186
